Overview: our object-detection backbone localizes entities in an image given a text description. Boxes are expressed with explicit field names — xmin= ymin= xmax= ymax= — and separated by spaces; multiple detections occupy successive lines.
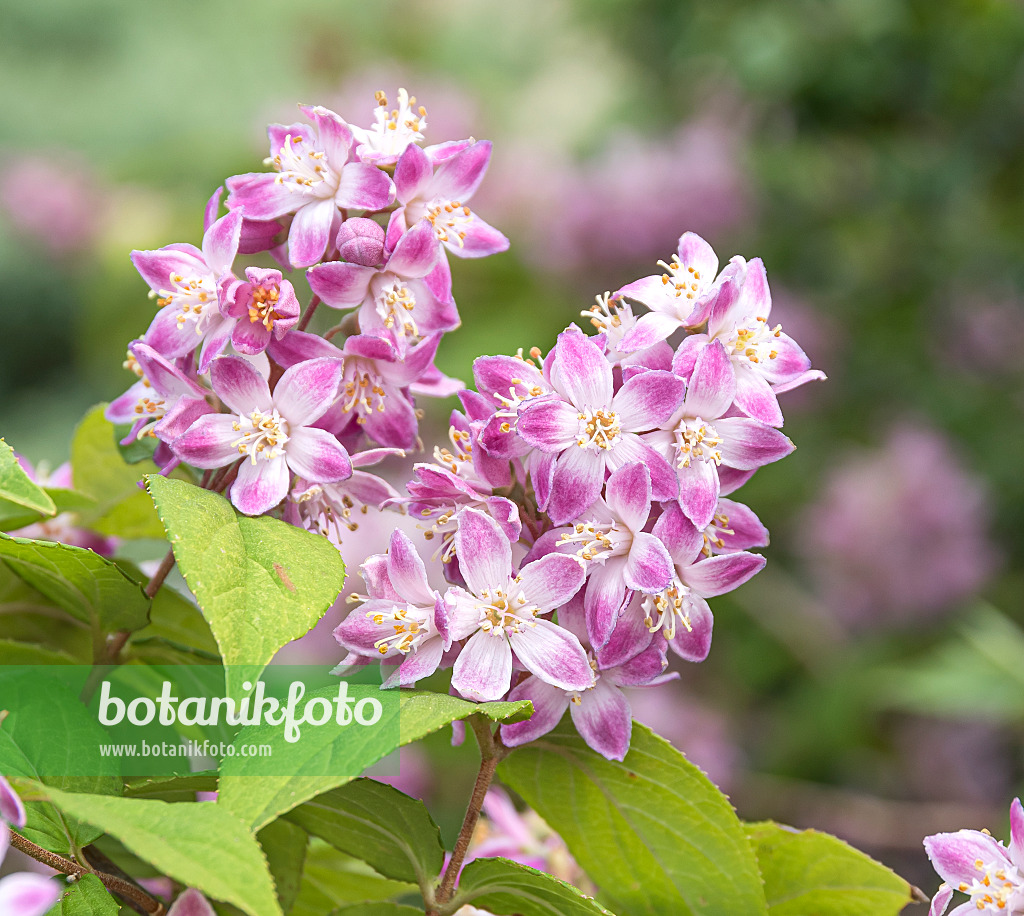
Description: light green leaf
xmin=146 ymin=475 xmax=345 ymax=696
xmin=49 ymin=874 xmax=119 ymax=915
xmin=35 ymin=785 xmax=283 ymax=916
xmin=331 ymin=906 xmax=423 ymax=916
xmin=453 ymin=858 xmax=615 ymax=916
xmin=258 ymin=818 xmax=307 ymax=916
xmin=0 ymin=638 xmax=77 ymax=665
xmin=71 ymin=405 xmax=165 ymax=540
xmin=499 ymin=722 xmax=767 ymax=916
xmin=219 ymin=689 xmax=531 ymax=831
xmin=127 ymin=586 xmax=220 ymax=660
xmin=284 ymin=778 xmax=443 ymax=888
xmin=746 ymin=821 xmax=912 ymax=915
xmin=0 ymin=532 xmax=150 ymax=635
xmin=123 ymin=771 xmax=218 ymax=802
xmin=0 ymin=488 xmax=98 ymax=533
xmin=291 ymin=843 xmax=417 ymax=916
xmin=0 ymin=438 xmax=56 ymax=518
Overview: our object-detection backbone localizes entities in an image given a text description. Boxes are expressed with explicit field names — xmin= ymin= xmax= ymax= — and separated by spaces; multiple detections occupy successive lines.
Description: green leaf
xmin=0 ymin=672 xmax=121 ymax=852
xmin=258 ymin=818 xmax=307 ymax=916
xmin=0 ymin=488 xmax=98 ymax=533
xmin=71 ymin=405 xmax=165 ymax=540
xmin=330 ymin=906 xmax=423 ymax=916
xmin=51 ymin=874 xmax=120 ymax=915
xmin=146 ymin=475 xmax=345 ymax=695
xmin=290 ymin=843 xmax=417 ymax=916
xmin=127 ymin=586 xmax=220 ymax=660
xmin=746 ymin=821 xmax=913 ymax=915
xmin=0 ymin=438 xmax=56 ymax=518
xmin=499 ymin=722 xmax=767 ymax=916
xmin=123 ymin=771 xmax=218 ymax=802
xmin=219 ymin=689 xmax=531 ymax=831
xmin=35 ymin=785 xmax=283 ymax=916
xmin=454 ymin=858 xmax=615 ymax=916
xmin=284 ymin=779 xmax=443 ymax=888
xmin=0 ymin=638 xmax=77 ymax=664
xmin=0 ymin=532 xmax=150 ymax=636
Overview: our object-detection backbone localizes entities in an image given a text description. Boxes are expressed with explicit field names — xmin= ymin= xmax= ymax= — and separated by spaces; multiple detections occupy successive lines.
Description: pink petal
xmin=172 ymin=414 xmax=241 ymax=468
xmin=617 ymin=310 xmax=684 ymax=353
xmin=454 ymin=508 xmax=512 ymax=596
xmin=652 ymin=502 xmax=704 ymax=566
xmin=334 ymin=600 xmax=392 ymax=654
xmin=386 ymin=218 xmax=440 ymax=278
xmin=0 ymin=874 xmax=62 ymax=916
xmin=132 ymin=344 xmax=206 ymax=400
xmin=336 ymin=162 xmax=395 ymax=211
xmin=613 ymin=370 xmax=686 ymax=431
xmin=672 ymin=334 xmax=707 ymax=379
xmin=595 ymin=599 xmax=653 ymax=669
xmin=307 ymin=261 xmax=375 ymax=309
xmin=203 ymin=188 xmax=223 ymax=233
xmin=229 ymin=457 xmax=290 ymax=516
xmin=230 ymin=314 xmax=272 ymax=355
xmin=452 ymin=630 xmax=513 ymax=701
xmin=545 ymin=447 xmax=604 ymax=526
xmin=624 ymin=533 xmax=674 ymax=594
xmin=683 ymin=339 xmax=735 ymax=419
xmin=210 ymin=355 xmax=271 ymax=415
xmin=391 ymin=637 xmax=445 ymax=688
xmin=394 ymin=143 xmax=433 ymax=203
xmin=144 ymin=306 xmax=203 ymax=360
xmin=714 ymin=498 xmax=769 ymax=551
xmin=275 ymin=357 xmax=344 ymax=426
xmin=928 ymin=884 xmax=953 ymax=916
xmin=760 ymin=331 xmax=812 ymax=384
xmin=716 ymin=418 xmax=795 ymax=470
xmin=733 ymin=361 xmax=783 ymax=427
xmin=452 ymin=213 xmax=509 ymax=258
xmin=501 ymin=677 xmax=569 ymax=748
xmin=201 ymin=208 xmax=242 ymax=277
xmin=551 ymin=327 xmax=612 ymax=409
xmin=168 ymin=888 xmax=217 ymax=916
xmin=608 ymin=434 xmax=678 ymax=502
xmin=517 ymin=397 xmax=579 ymax=452
xmin=677 ymin=458 xmax=720 ymax=530
xmin=678 ymin=231 xmax=719 ymax=281
xmin=226 ymin=171 xmax=300 ymax=221
xmin=0 ymin=775 xmax=26 ymax=827
xmin=570 ymin=678 xmax=631 ymax=761
xmin=386 ymin=529 xmax=436 ymax=607
xmin=669 ymin=595 xmax=713 ymax=662
xmin=584 ymin=561 xmax=630 ymax=650
xmin=286 ymin=428 xmax=352 ymax=483
xmin=1010 ymin=798 xmax=1024 ymax=869
xmin=684 ymin=551 xmax=765 ymax=598
xmin=131 ymin=246 xmax=206 ymax=292
xmin=604 ymin=462 xmax=652 ymax=533
xmin=300 ymin=104 xmax=353 ymax=163
xmin=429 ymin=140 xmax=492 ymax=201
xmin=772 ymin=368 xmax=827 ymax=395
xmin=288 ymin=199 xmax=336 ymax=268
xmin=608 ymin=641 xmax=668 ymax=687
xmin=197 ymin=315 xmax=234 ymax=374
xmin=509 ymin=618 xmax=594 ymax=692
xmin=924 ymin=830 xmax=1010 ymax=887
xmin=517 ymin=553 xmax=585 ymax=614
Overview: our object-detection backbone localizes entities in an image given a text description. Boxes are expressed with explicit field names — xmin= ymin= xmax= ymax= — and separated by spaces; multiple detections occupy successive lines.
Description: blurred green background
xmin=3 ymin=0 xmax=1024 ymax=894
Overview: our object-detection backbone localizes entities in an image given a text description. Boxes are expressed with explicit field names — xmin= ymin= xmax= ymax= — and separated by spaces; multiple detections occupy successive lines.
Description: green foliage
xmin=36 ymin=784 xmax=283 ymax=916
xmin=0 ymin=638 xmax=77 ymax=664
xmin=258 ymin=818 xmax=308 ymax=916
xmin=49 ymin=874 xmax=120 ymax=915
xmin=122 ymin=771 xmax=218 ymax=802
xmin=499 ymin=721 xmax=767 ymax=916
xmin=146 ymin=475 xmax=345 ymax=696
xmin=398 ymin=692 xmax=533 ymax=744
xmin=453 ymin=857 xmax=616 ymax=916
xmin=746 ymin=821 xmax=912 ymax=915
xmin=0 ymin=437 xmax=56 ymax=523
xmin=0 ymin=532 xmax=150 ymax=638
xmin=330 ymin=906 xmax=423 ymax=916
xmin=284 ymin=778 xmax=444 ymax=889
xmin=71 ymin=406 xmax=165 ymax=540
xmin=290 ymin=843 xmax=417 ymax=916
xmin=126 ymin=585 xmax=220 ymax=662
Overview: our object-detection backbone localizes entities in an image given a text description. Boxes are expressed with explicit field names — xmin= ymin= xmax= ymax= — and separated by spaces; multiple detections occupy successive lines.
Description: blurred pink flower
xmin=799 ymin=424 xmax=996 ymax=630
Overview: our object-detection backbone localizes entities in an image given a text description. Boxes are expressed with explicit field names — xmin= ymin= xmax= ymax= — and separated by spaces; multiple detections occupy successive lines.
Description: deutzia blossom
xmin=349 ymin=88 xmax=428 ymax=166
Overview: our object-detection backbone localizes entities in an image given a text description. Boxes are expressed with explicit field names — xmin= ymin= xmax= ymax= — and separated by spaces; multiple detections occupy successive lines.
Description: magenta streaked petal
xmin=299 ymin=104 xmax=353 ymax=163
xmin=203 ymin=188 xmax=224 ymax=233
xmin=452 ymin=630 xmax=513 ymax=702
xmin=517 ymin=553 xmax=585 ymax=614
xmin=386 ymin=217 xmax=440 ymax=278
xmin=307 ymin=261 xmax=375 ymax=309
xmin=613 ymin=369 xmax=686 ymax=431
xmin=772 ymin=368 xmax=827 ymax=395
xmin=197 ymin=315 xmax=234 ymax=374
xmin=336 ymin=162 xmax=395 ymax=211
xmin=455 ymin=508 xmax=512 ymax=596
xmin=202 ymin=208 xmax=242 ymax=277
xmin=225 ymin=171 xmax=300 ymax=221
xmin=733 ymin=361 xmax=784 ymax=427
xmin=624 ymin=533 xmax=674 ymax=594
xmin=144 ymin=306 xmax=202 ymax=360
xmin=0 ymin=774 xmax=26 ymax=827
xmin=0 ymin=874 xmax=62 ymax=916
xmin=604 ymin=462 xmax=652 ymax=533
xmin=334 ymin=600 xmax=393 ymax=653
xmin=363 ymin=392 xmax=418 ymax=451
xmin=584 ymin=561 xmax=630 ymax=650
xmin=595 ymin=604 xmax=653 ymax=672
xmin=452 ymin=214 xmax=509 ymax=259
xmin=570 ymin=678 xmax=631 ymax=761
xmin=429 ymin=140 xmax=492 ymax=201
xmin=684 ymin=551 xmax=765 ymax=598
xmin=517 ymin=397 xmax=579 ymax=452
xmin=394 ymin=143 xmax=433 ymax=203
xmin=341 ymin=470 xmax=400 ymax=508
xmin=501 ymin=677 xmax=569 ymax=748
xmin=669 ymin=594 xmax=713 ymax=662
xmin=230 ymin=314 xmax=272 ymax=355
xmin=546 ymin=447 xmax=604 ymax=526
xmin=167 ymin=888 xmax=217 ymax=916
xmin=607 ymin=434 xmax=678 ymax=502
xmin=529 ymin=450 xmax=556 ymax=512
xmin=473 ymin=354 xmax=546 ymax=400
xmin=106 ymin=380 xmax=150 ymax=425
xmin=154 ymin=397 xmax=214 ymax=444
xmin=288 ymin=199 xmax=335 ymax=268
xmin=924 ymin=830 xmax=1010 ymax=886
xmin=718 ymin=465 xmax=756 ymax=495
xmin=132 ymin=344 xmax=206 ymax=400
xmin=387 ymin=529 xmax=436 ymax=607
xmin=927 ymin=884 xmax=953 ymax=916
xmin=275 ymin=357 xmax=344 ymax=426
xmin=484 ymin=496 xmax=521 ymax=541
xmin=389 ymin=637 xmax=444 ymax=688
xmin=760 ymin=331 xmax=812 ymax=384
xmin=552 ymin=327 xmax=612 ymax=409
xmin=230 ymin=457 xmax=290 ymax=516
xmin=678 ymin=231 xmax=719 ymax=278
xmin=652 ymin=502 xmax=704 ymax=566
xmin=268 ymin=329 xmax=343 ymax=367
xmin=714 ymin=498 xmax=769 ymax=551
xmin=286 ymin=428 xmax=352 ymax=483
xmin=671 ymin=334 xmax=707 ymax=380
xmin=172 ymin=414 xmax=240 ymax=468
xmin=131 ymin=247 xmax=206 ymax=292
xmin=716 ymin=418 xmax=794 ymax=470
xmin=607 ymin=641 xmax=667 ymax=687
xmin=510 ymin=618 xmax=594 ymax=692
xmin=677 ymin=458 xmax=720 ymax=530
xmin=617 ymin=310 xmax=683 ymax=353
xmin=683 ymin=339 xmax=735 ymax=419
xmin=1010 ymin=798 xmax=1024 ymax=869
xmin=210 ymin=356 xmax=271 ymax=415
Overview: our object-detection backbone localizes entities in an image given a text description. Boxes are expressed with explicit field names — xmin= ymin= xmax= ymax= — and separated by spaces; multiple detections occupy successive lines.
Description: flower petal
xmin=455 ymin=507 xmax=512 ymax=596
xmin=517 ymin=397 xmax=579 ymax=452
xmin=509 ymin=618 xmax=594 ymax=692
xmin=500 ymin=677 xmax=570 ymax=748
xmin=676 ymin=458 xmax=720 ymax=530
xmin=683 ymin=339 xmax=735 ymax=419
xmin=733 ymin=361 xmax=784 ymax=427
xmin=584 ymin=560 xmax=630 ymax=650
xmin=288 ymin=199 xmax=336 ymax=268
xmin=336 ymin=162 xmax=396 ymax=211
xmin=389 ymin=637 xmax=444 ymax=688
xmin=517 ymin=553 xmax=585 ymax=614
xmin=716 ymin=418 xmax=795 ymax=470
xmin=570 ymin=678 xmax=631 ymax=761
xmin=683 ymin=551 xmax=765 ymax=598
xmin=429 ymin=140 xmax=492 ymax=201
xmin=552 ymin=326 xmax=612 ymax=409
xmin=0 ymin=774 xmax=26 ymax=827
xmin=172 ymin=414 xmax=241 ymax=469
xmin=0 ymin=874 xmax=62 ymax=916
xmin=307 ymin=262 xmax=375 ymax=309
xmin=624 ymin=533 xmax=674 ymax=594
xmin=168 ymin=888 xmax=218 ymax=916
xmin=924 ymin=830 xmax=1010 ymax=887
xmin=386 ymin=218 xmax=440 ymax=278
xmin=617 ymin=310 xmax=684 ymax=353
xmin=613 ymin=370 xmax=686 ymax=431
xmin=669 ymin=594 xmax=714 ymax=662
xmin=604 ymin=462 xmax=652 ymax=533
xmin=286 ymin=428 xmax=352 ymax=483
xmin=202 ymin=208 xmax=242 ymax=277
xmin=210 ymin=355 xmax=271 ymax=415
xmin=394 ymin=143 xmax=433 ymax=203
xmin=452 ymin=630 xmax=513 ymax=701
xmin=275 ymin=357 xmax=344 ymax=426
xmin=546 ymin=447 xmax=604 ymax=526
xmin=386 ymin=529 xmax=436 ymax=607
xmin=229 ymin=457 xmax=290 ymax=516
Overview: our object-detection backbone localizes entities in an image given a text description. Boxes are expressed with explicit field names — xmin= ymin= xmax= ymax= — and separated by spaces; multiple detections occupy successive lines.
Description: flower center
xmin=363 ymin=89 xmax=427 ymax=159
xmin=231 ymin=408 xmax=289 ymax=463
xmin=657 ymin=254 xmax=708 ymax=315
xmin=673 ymin=417 xmax=723 ymax=468
xmin=643 ymin=578 xmax=696 ymax=641
xmin=478 ymin=585 xmax=537 ymax=636
xmin=375 ymin=278 xmax=418 ymax=337
xmin=559 ymin=520 xmax=631 ymax=563
xmin=725 ymin=316 xmax=781 ymax=366
xmin=426 ymin=199 xmax=474 ymax=247
xmin=249 ymin=283 xmax=283 ymax=331
xmin=294 ymin=484 xmax=359 ymax=538
xmin=155 ymin=271 xmax=217 ymax=334
xmin=958 ymin=857 xmax=1024 ymax=912
xmin=368 ymin=603 xmax=432 ymax=655
xmin=270 ymin=133 xmax=337 ymax=197
xmin=340 ymin=364 xmax=387 ymax=422
xmin=576 ymin=409 xmax=621 ymax=451
xmin=701 ymin=510 xmax=735 ymax=557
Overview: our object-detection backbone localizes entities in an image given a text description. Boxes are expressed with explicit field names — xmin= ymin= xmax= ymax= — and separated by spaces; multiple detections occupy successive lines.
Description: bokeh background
xmin=4 ymin=0 xmax=1024 ymax=898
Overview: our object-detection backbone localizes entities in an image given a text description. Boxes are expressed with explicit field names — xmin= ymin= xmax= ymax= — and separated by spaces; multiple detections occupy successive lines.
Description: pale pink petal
xmin=607 ymin=642 xmax=668 ymax=687
xmin=584 ymin=561 xmax=630 ymax=650
xmin=613 ymin=370 xmax=686 ymax=431
xmin=607 ymin=434 xmax=678 ymax=501
xmin=0 ymin=775 xmax=25 ymax=827
xmin=168 ymin=888 xmax=217 ymax=916
xmin=684 ymin=551 xmax=765 ymax=598
xmin=131 ymin=247 xmax=206 ymax=292
xmin=451 ymin=213 xmax=509 ymax=258
xmin=210 ymin=355 xmax=271 ymax=415
xmin=1010 ymin=798 xmax=1024 ymax=870
xmin=390 ymin=637 xmax=444 ymax=688
xmin=275 ymin=357 xmax=344 ymax=426
xmin=226 ymin=171 xmax=301 ymax=221
xmin=501 ymin=677 xmax=569 ymax=747
xmin=595 ymin=600 xmax=653 ymax=669
xmin=617 ymin=310 xmax=684 ymax=353
xmin=299 ymin=105 xmax=353 ymax=164
xmin=683 ymin=339 xmax=735 ymax=419
xmin=733 ymin=361 xmax=784 ymax=427
xmin=517 ymin=397 xmax=579 ymax=452
xmin=172 ymin=414 xmax=240 ymax=468
xmin=624 ymin=533 xmax=674 ymax=594
xmin=144 ymin=306 xmax=203 ymax=360
xmin=652 ymin=502 xmax=704 ymax=566
xmin=677 ymin=458 xmax=720 ymax=530
xmin=454 ymin=507 xmax=512 ymax=596
xmin=0 ymin=874 xmax=62 ymax=916
xmin=452 ymin=631 xmax=513 ymax=701
xmin=928 ymin=884 xmax=953 ymax=916
xmin=394 ymin=143 xmax=433 ymax=203
xmin=428 ymin=140 xmax=492 ymax=201
xmin=716 ymin=418 xmax=795 ymax=470
xmin=307 ymin=261 xmax=375 ymax=309
xmin=604 ymin=462 xmax=652 ymax=533
xmin=386 ymin=218 xmax=440 ymax=278
xmin=546 ymin=447 xmax=605 ymax=526
xmin=760 ymin=331 xmax=812 ymax=384
xmin=672 ymin=334 xmax=707 ymax=379
xmin=334 ymin=600 xmax=393 ymax=654
xmin=203 ymin=188 xmax=223 ymax=233
xmin=230 ymin=457 xmax=290 ymax=516
xmin=517 ymin=553 xmax=585 ymax=614
xmin=714 ymin=498 xmax=769 ymax=551
xmin=201 ymin=208 xmax=242 ymax=277
xmin=570 ymin=678 xmax=631 ymax=761
xmin=772 ymin=368 xmax=827 ymax=395
xmin=288 ymin=199 xmax=336 ymax=268
xmin=509 ymin=618 xmax=594 ymax=692
xmin=336 ymin=162 xmax=396 ymax=211
xmin=924 ymin=831 xmax=1010 ymax=887
xmin=669 ymin=595 xmax=713 ymax=662
xmin=386 ymin=529 xmax=436 ymax=607
xmin=552 ymin=327 xmax=612 ymax=409
xmin=285 ymin=428 xmax=352 ymax=483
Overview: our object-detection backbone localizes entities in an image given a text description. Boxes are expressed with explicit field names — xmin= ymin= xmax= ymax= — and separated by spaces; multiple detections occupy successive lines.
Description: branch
xmin=296 ymin=294 xmax=322 ymax=332
xmin=143 ymin=549 xmax=176 ymax=599
xmin=9 ymin=828 xmax=166 ymax=915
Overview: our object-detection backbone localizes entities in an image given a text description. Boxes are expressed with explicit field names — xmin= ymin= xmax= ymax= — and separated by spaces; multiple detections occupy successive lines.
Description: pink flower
xmin=226 ymin=104 xmax=395 ymax=267
xmin=217 ymin=267 xmax=301 ymax=356
xmin=349 ymin=88 xmax=429 ymax=166
xmin=167 ymin=889 xmax=217 ymax=916
xmin=442 ymin=509 xmax=592 ymax=702
xmin=0 ymin=775 xmax=62 ymax=916
xmin=923 ymin=798 xmax=1024 ymax=915
xmin=172 ymin=356 xmax=351 ymax=515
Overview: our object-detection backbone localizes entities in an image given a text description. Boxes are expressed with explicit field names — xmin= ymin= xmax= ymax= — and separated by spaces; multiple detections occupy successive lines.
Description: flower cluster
xmin=0 ymin=774 xmax=61 ymax=914
xmin=109 ymin=90 xmax=506 ymax=519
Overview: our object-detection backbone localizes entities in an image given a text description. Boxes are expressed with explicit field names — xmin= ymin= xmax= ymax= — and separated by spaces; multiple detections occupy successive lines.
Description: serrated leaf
xmin=123 ymin=771 xmax=218 ymax=802
xmin=0 ymin=488 xmax=99 ymax=533
xmin=219 ymin=689 xmax=531 ymax=831
xmin=0 ymin=532 xmax=150 ymax=635
xmin=127 ymin=586 xmax=220 ymax=660
xmin=146 ymin=475 xmax=345 ymax=696
xmin=284 ymin=779 xmax=443 ymax=888
xmin=50 ymin=874 xmax=119 ymax=915
xmin=0 ymin=438 xmax=56 ymax=517
xmin=499 ymin=722 xmax=767 ymax=916
xmin=71 ymin=405 xmax=164 ymax=540
xmin=258 ymin=818 xmax=307 ymax=916
xmin=746 ymin=821 xmax=912 ymax=915
xmin=291 ymin=843 xmax=416 ymax=916
xmin=33 ymin=785 xmax=283 ymax=916
xmin=454 ymin=857 xmax=615 ymax=916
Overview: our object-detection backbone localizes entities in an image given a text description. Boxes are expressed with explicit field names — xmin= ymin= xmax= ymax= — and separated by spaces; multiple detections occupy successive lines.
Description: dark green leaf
xmin=291 ymin=843 xmax=417 ymax=916
xmin=453 ymin=857 xmax=615 ymax=916
xmin=122 ymin=771 xmax=218 ymax=802
xmin=259 ymin=818 xmax=307 ymax=916
xmin=50 ymin=874 xmax=119 ymax=915
xmin=0 ymin=437 xmax=56 ymax=518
